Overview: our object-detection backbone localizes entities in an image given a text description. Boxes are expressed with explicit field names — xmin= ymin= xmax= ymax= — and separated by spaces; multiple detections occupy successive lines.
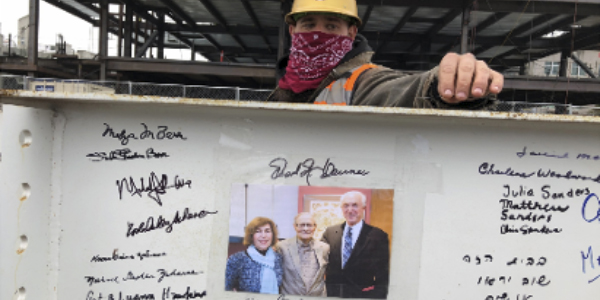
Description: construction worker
xmin=267 ymin=0 xmax=504 ymax=109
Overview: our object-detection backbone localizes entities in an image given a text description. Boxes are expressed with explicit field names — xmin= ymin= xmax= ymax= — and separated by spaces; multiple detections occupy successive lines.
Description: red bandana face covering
xmin=279 ymin=31 xmax=353 ymax=93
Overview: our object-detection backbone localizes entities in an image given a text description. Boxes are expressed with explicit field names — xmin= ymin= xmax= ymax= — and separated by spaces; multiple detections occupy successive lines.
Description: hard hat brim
xmin=285 ymin=10 xmax=362 ymax=27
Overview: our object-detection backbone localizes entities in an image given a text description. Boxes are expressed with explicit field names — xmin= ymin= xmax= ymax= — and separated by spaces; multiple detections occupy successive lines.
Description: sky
xmin=0 ymin=1 xmax=93 ymax=50
xmin=0 ymin=0 xmax=193 ymax=59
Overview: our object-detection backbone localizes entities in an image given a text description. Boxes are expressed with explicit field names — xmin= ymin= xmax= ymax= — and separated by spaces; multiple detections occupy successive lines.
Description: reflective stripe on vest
xmin=314 ymin=63 xmax=378 ymax=106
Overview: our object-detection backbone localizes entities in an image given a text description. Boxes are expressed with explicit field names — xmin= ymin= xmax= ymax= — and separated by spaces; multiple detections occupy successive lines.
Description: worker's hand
xmin=437 ymin=53 xmax=504 ymax=103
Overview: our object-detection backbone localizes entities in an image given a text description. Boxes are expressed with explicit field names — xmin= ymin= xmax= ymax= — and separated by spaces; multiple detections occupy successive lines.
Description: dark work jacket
xmin=267 ymin=34 xmax=496 ymax=110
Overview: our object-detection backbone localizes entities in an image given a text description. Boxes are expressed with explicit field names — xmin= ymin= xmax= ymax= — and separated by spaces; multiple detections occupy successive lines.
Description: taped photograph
xmin=225 ymin=184 xmax=393 ymax=299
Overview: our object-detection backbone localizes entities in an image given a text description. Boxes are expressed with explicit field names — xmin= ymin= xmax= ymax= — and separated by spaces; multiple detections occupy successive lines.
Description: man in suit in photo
xmin=321 ymin=191 xmax=390 ymax=299
xmin=278 ymin=212 xmax=330 ymax=296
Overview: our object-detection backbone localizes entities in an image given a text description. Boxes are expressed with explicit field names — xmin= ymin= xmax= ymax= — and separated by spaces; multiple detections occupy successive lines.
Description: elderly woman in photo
xmin=225 ymin=216 xmax=283 ymax=294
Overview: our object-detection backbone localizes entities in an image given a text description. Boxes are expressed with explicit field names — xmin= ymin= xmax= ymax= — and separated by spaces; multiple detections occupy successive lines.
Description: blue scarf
xmin=247 ymin=245 xmax=278 ymax=294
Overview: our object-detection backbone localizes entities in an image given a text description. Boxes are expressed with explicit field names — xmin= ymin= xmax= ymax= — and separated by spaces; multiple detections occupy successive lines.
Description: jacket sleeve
xmin=371 ymin=231 xmax=390 ymax=299
xmin=321 ymin=228 xmax=330 ymax=245
xmin=351 ymin=66 xmax=497 ymax=110
xmin=225 ymin=254 xmax=238 ymax=291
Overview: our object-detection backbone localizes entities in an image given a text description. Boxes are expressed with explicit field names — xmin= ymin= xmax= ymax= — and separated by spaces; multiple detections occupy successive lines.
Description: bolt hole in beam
xmin=13 ymin=287 xmax=26 ymax=300
xmin=19 ymin=130 xmax=32 ymax=148
xmin=16 ymin=235 xmax=28 ymax=255
xmin=20 ymin=183 xmax=31 ymax=202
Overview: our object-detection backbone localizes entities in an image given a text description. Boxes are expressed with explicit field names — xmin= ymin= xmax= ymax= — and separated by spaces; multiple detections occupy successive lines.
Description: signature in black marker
xmin=116 ymin=172 xmax=192 ymax=206
xmin=126 ymin=207 xmax=218 ymax=237
xmin=83 ymin=269 xmax=200 ymax=287
xmin=163 ymin=286 xmax=206 ymax=299
xmin=84 ymin=275 xmax=120 ymax=287
xmin=86 ymin=147 xmax=169 ymax=162
xmin=479 ymin=162 xmax=600 ymax=184
xmin=102 ymin=123 xmax=187 ymax=145
xmin=121 ymin=271 xmax=155 ymax=282
xmin=269 ymin=157 xmax=370 ymax=185
xmin=516 ymin=146 xmax=569 ymax=159
xmin=157 ymin=268 xmax=200 ymax=283
xmin=515 ymin=146 xmax=600 ymax=162
xmin=90 ymin=249 xmax=166 ymax=263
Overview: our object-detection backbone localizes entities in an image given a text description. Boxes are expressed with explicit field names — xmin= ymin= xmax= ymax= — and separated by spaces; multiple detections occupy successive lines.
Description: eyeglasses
xmin=296 ymin=223 xmax=315 ymax=229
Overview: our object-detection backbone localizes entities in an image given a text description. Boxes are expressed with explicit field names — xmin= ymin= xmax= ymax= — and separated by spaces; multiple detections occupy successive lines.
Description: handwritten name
xmin=84 ymin=275 xmax=120 ymax=287
xmin=157 ymin=269 xmax=200 ymax=283
xmin=164 ymin=286 xmax=207 ymax=299
xmin=90 ymin=250 xmax=166 ymax=263
xmin=84 ymin=269 xmax=200 ymax=287
xmin=84 ymin=272 xmax=155 ymax=286
xmin=581 ymin=246 xmax=600 ymax=283
xmin=499 ymin=199 xmax=569 ymax=213
xmin=269 ymin=157 xmax=370 ymax=185
xmin=116 ymin=172 xmax=192 ymax=206
xmin=503 ymin=184 xmax=590 ymax=199
xmin=517 ymin=146 xmax=568 ymax=159
xmin=126 ymin=207 xmax=218 ymax=237
xmin=479 ymin=162 xmax=600 ymax=185
xmin=87 ymin=148 xmax=169 ymax=162
xmin=87 ymin=290 xmax=158 ymax=300
xmin=500 ymin=224 xmax=562 ymax=235
xmin=86 ymin=287 xmax=207 ymax=300
xmin=516 ymin=146 xmax=600 ymax=161
xmin=103 ymin=123 xmax=187 ymax=146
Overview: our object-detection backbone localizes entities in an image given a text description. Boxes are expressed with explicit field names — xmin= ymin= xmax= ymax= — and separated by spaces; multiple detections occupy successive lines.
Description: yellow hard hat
xmin=286 ymin=0 xmax=362 ymax=27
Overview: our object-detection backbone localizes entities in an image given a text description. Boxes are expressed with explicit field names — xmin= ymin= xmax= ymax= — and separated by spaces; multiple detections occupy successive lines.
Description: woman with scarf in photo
xmin=225 ymin=217 xmax=283 ymax=294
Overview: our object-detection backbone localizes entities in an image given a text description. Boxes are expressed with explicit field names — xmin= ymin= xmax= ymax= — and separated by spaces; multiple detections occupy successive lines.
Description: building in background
xmin=39 ymin=42 xmax=75 ymax=58
xmin=76 ymin=50 xmax=95 ymax=59
xmin=526 ymin=50 xmax=600 ymax=78
xmin=0 ymin=22 xmax=3 ymax=55
xmin=17 ymin=16 xmax=28 ymax=50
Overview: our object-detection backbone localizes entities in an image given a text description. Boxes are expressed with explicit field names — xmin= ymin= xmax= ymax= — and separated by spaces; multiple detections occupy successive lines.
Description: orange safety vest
xmin=314 ymin=63 xmax=378 ymax=106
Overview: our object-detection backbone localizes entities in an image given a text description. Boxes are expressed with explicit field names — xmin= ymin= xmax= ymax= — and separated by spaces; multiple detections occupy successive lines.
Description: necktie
xmin=342 ymin=227 xmax=352 ymax=268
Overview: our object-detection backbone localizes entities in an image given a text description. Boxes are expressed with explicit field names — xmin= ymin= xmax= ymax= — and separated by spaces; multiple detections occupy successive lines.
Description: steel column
xmin=99 ymin=0 xmax=109 ymax=80
xmin=157 ymin=12 xmax=165 ymax=59
xmin=191 ymin=41 xmax=196 ymax=61
xmin=118 ymin=4 xmax=123 ymax=57
xmin=460 ymin=5 xmax=471 ymax=54
xmin=134 ymin=15 xmax=140 ymax=58
xmin=559 ymin=49 xmax=569 ymax=77
xmin=124 ymin=4 xmax=133 ymax=57
xmin=144 ymin=16 xmax=152 ymax=58
xmin=27 ymin=0 xmax=39 ymax=77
